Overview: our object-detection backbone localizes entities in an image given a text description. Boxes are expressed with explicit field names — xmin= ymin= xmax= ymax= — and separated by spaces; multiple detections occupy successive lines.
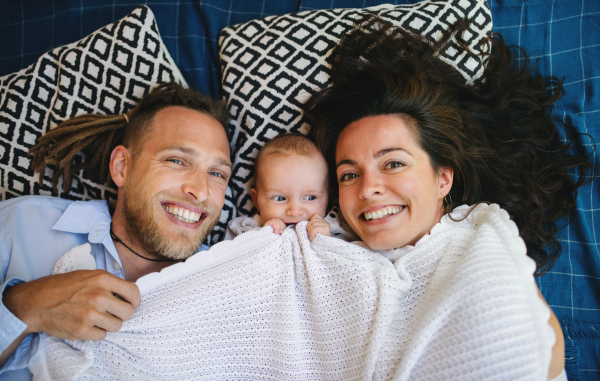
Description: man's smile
xmin=162 ymin=203 xmax=205 ymax=224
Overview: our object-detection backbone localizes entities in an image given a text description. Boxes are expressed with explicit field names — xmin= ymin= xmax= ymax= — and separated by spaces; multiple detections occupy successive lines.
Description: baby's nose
xmin=286 ymin=203 xmax=303 ymax=216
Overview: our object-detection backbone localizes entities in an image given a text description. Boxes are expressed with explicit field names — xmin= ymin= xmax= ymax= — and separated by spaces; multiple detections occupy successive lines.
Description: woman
xmin=305 ymin=16 xmax=592 ymax=380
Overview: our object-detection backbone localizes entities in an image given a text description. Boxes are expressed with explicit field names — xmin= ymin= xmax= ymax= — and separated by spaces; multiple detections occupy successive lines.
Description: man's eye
xmin=208 ymin=171 xmax=225 ymax=179
xmin=272 ymin=196 xmax=286 ymax=201
xmin=169 ymin=159 xmax=184 ymax=165
xmin=305 ymin=195 xmax=317 ymax=201
xmin=339 ymin=173 xmax=357 ymax=182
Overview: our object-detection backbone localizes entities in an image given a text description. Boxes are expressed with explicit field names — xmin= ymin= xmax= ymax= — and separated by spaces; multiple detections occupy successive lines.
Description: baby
xmin=226 ymin=133 xmax=355 ymax=241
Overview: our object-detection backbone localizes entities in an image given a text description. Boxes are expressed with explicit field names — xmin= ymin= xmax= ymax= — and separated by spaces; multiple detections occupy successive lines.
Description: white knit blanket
xmin=30 ymin=204 xmax=553 ymax=380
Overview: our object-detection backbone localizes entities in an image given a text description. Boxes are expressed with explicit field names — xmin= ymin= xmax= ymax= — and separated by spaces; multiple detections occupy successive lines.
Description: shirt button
xmin=113 ymin=262 xmax=122 ymax=270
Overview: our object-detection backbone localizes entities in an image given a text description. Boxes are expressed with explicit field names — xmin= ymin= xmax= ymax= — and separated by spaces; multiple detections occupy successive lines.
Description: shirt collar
xmin=52 ymin=200 xmax=112 ymax=244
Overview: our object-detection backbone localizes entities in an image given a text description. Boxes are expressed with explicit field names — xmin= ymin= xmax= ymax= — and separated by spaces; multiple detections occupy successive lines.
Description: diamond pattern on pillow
xmin=0 ymin=6 xmax=234 ymax=244
xmin=219 ymin=0 xmax=493 ymax=218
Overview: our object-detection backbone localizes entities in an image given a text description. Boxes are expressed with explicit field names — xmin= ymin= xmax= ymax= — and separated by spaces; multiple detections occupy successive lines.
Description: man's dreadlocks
xmin=29 ymin=82 xmax=230 ymax=195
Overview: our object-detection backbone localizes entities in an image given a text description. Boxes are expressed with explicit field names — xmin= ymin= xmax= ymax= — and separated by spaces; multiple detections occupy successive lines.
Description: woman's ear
xmin=109 ymin=145 xmax=130 ymax=187
xmin=439 ymin=166 xmax=454 ymax=198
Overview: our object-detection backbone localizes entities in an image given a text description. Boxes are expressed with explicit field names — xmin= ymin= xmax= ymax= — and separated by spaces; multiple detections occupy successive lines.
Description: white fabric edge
xmin=135 ymin=226 xmax=279 ymax=294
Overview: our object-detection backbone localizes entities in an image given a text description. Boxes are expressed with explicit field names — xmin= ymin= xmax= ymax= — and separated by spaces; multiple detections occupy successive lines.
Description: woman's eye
xmin=272 ymin=196 xmax=286 ymax=201
xmin=339 ymin=173 xmax=358 ymax=182
xmin=385 ymin=161 xmax=403 ymax=169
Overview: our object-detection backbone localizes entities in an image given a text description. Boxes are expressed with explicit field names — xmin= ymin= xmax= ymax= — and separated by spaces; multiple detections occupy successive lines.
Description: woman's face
xmin=335 ymin=114 xmax=453 ymax=250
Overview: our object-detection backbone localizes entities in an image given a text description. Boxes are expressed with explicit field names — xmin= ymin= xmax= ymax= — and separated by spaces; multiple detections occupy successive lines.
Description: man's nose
xmin=182 ymin=172 xmax=209 ymax=201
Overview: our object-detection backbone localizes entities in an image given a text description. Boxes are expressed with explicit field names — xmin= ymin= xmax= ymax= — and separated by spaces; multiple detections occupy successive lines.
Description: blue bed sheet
xmin=1 ymin=0 xmax=598 ymax=378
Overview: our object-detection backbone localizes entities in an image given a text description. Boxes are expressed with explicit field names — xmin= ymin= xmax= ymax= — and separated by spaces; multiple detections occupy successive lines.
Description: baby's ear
xmin=250 ymin=187 xmax=259 ymax=213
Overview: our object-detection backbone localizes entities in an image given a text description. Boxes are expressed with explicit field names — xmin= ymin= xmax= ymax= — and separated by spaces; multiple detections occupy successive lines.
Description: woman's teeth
xmin=163 ymin=205 xmax=202 ymax=223
xmin=363 ymin=206 xmax=401 ymax=221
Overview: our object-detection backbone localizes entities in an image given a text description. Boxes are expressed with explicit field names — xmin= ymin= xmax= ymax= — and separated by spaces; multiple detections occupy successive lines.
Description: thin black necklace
xmin=110 ymin=228 xmax=180 ymax=263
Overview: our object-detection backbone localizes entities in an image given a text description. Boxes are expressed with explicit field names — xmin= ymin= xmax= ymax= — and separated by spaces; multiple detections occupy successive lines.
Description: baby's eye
xmin=272 ymin=196 xmax=286 ymax=201
xmin=339 ymin=173 xmax=358 ymax=182
xmin=304 ymin=195 xmax=317 ymax=201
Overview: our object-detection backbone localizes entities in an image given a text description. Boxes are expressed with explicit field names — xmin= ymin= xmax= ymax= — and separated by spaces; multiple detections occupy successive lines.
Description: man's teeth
xmin=163 ymin=205 xmax=202 ymax=223
xmin=363 ymin=207 xmax=401 ymax=221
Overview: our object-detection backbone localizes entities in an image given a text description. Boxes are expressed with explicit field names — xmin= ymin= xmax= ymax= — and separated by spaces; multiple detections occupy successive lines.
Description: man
xmin=0 ymin=83 xmax=232 ymax=379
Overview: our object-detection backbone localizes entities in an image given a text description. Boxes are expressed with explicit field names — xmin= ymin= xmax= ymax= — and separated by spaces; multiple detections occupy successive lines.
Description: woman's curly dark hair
xmin=29 ymin=82 xmax=230 ymax=195
xmin=305 ymin=16 xmax=593 ymax=276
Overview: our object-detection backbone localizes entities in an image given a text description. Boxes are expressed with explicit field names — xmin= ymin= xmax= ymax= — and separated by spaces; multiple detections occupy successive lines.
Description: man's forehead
xmin=151 ymin=108 xmax=227 ymax=139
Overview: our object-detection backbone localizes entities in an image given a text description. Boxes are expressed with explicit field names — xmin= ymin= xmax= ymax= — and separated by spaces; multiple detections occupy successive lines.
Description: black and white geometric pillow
xmin=0 ymin=5 xmax=185 ymax=202
xmin=218 ymin=0 xmax=493 ymax=218
xmin=0 ymin=5 xmax=236 ymax=244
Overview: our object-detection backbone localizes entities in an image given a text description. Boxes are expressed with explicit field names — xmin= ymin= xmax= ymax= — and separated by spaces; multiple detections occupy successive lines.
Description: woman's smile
xmin=361 ymin=205 xmax=403 ymax=221
xmin=335 ymin=114 xmax=453 ymax=250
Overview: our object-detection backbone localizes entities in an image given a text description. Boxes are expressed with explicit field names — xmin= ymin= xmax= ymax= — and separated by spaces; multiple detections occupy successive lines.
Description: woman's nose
xmin=358 ymin=172 xmax=385 ymax=199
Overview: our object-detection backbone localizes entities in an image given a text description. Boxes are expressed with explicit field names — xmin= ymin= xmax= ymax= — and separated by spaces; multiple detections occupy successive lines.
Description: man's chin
xmin=156 ymin=225 xmax=214 ymax=260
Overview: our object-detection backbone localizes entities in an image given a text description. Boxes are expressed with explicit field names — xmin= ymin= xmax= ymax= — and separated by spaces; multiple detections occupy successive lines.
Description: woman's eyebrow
xmin=336 ymin=147 xmax=412 ymax=168
xmin=375 ymin=147 xmax=412 ymax=158
xmin=336 ymin=159 xmax=357 ymax=169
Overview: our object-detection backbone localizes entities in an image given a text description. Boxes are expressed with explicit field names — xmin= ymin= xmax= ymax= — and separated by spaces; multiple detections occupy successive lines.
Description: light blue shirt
xmin=0 ymin=195 xmax=208 ymax=380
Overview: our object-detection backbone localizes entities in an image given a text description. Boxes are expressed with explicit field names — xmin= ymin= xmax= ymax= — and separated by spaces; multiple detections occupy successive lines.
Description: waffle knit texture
xmin=224 ymin=209 xmax=358 ymax=242
xmin=30 ymin=204 xmax=553 ymax=380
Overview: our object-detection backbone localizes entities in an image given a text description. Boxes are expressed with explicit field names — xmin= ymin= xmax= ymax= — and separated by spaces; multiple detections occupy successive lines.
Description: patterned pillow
xmin=0 ymin=5 xmax=237 ymax=244
xmin=218 ymin=0 xmax=493 ymax=218
xmin=0 ymin=5 xmax=184 ymax=203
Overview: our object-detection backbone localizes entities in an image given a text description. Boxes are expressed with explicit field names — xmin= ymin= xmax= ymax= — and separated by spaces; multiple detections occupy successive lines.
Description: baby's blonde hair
xmin=253 ymin=133 xmax=325 ymax=187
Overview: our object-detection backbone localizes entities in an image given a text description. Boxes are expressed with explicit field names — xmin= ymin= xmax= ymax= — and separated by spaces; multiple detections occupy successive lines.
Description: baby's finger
xmin=309 ymin=214 xmax=324 ymax=222
xmin=265 ymin=218 xmax=285 ymax=234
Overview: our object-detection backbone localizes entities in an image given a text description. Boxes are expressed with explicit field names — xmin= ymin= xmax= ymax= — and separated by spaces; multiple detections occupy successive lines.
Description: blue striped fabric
xmin=1 ymin=0 xmax=598 ymax=378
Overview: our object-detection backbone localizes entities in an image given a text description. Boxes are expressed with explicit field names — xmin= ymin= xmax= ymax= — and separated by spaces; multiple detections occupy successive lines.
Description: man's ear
xmin=439 ymin=166 xmax=454 ymax=198
xmin=109 ymin=145 xmax=130 ymax=187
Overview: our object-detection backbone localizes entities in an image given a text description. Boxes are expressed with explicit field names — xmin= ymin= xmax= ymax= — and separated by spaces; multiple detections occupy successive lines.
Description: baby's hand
xmin=307 ymin=214 xmax=331 ymax=239
xmin=264 ymin=218 xmax=286 ymax=234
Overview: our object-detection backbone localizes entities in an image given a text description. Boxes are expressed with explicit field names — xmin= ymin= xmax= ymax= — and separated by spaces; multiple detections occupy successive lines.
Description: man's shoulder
xmin=0 ymin=196 xmax=109 ymax=219
xmin=0 ymin=195 xmax=76 ymax=214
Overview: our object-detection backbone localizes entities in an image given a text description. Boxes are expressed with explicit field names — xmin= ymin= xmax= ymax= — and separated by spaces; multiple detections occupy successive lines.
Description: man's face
xmin=121 ymin=106 xmax=232 ymax=260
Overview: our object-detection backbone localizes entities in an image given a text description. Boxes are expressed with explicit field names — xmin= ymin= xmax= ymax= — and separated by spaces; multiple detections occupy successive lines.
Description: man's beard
xmin=122 ymin=188 xmax=220 ymax=261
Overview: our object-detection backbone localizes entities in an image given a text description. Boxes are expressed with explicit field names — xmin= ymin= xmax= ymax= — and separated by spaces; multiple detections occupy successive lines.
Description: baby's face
xmin=251 ymin=153 xmax=329 ymax=225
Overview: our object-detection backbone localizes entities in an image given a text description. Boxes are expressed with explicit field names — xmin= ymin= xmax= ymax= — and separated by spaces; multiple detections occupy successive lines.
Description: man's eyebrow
xmin=336 ymin=147 xmax=411 ymax=169
xmin=161 ymin=145 xmax=197 ymax=156
xmin=161 ymin=145 xmax=233 ymax=171
xmin=217 ymin=158 xmax=234 ymax=172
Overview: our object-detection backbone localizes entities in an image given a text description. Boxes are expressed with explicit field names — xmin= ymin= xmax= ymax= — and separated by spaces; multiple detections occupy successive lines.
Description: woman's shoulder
xmin=446 ymin=203 xmax=517 ymax=233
